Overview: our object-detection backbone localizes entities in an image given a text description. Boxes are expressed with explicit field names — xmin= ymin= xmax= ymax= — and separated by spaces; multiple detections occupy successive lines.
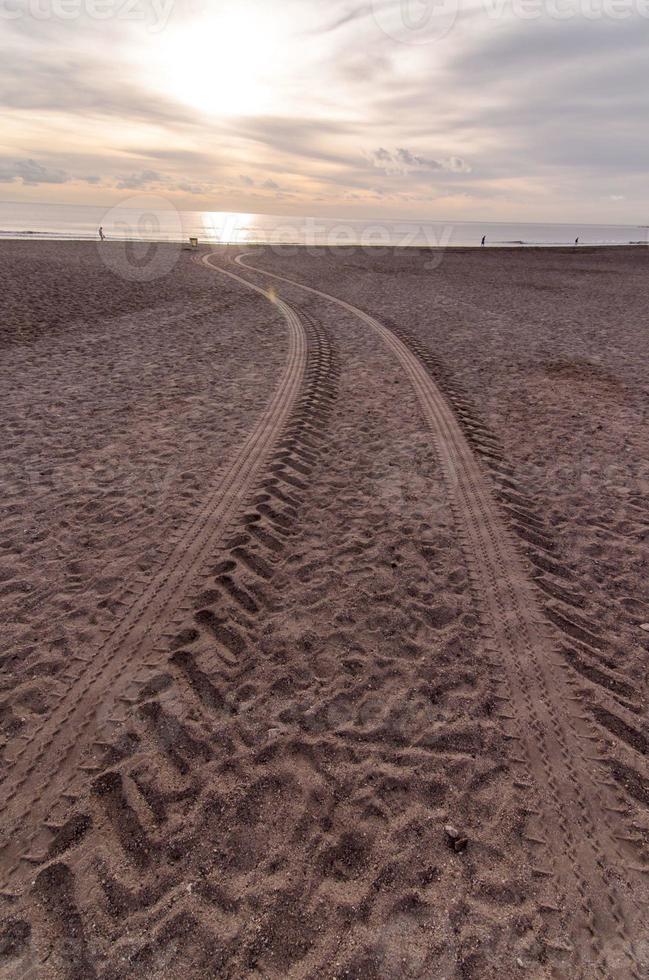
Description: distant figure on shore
xmin=99 ymin=226 xmax=105 ymax=241
xmin=481 ymin=235 xmax=486 ymax=247
xmin=575 ymin=237 xmax=579 ymax=245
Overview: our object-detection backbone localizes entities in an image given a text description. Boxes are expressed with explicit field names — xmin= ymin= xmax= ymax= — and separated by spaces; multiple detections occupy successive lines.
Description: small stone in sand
xmin=444 ymin=824 xmax=468 ymax=853
xmin=640 ymin=623 xmax=649 ymax=632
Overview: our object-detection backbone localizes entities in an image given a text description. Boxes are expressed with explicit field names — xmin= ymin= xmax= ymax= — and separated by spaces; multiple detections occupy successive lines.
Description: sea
xmin=1 ymin=200 xmax=647 ymax=249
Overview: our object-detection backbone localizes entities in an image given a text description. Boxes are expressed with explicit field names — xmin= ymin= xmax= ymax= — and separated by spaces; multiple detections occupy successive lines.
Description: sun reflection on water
xmin=200 ymin=211 xmax=254 ymax=244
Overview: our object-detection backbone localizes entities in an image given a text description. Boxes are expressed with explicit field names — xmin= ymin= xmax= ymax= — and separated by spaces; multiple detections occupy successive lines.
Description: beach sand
xmin=0 ymin=241 xmax=648 ymax=978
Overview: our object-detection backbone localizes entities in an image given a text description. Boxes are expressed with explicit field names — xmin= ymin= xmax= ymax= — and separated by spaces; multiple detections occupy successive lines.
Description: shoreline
xmin=1 ymin=235 xmax=647 ymax=250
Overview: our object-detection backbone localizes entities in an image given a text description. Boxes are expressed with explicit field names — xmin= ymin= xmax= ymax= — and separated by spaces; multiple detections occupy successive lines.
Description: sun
xmin=158 ymin=2 xmax=281 ymax=118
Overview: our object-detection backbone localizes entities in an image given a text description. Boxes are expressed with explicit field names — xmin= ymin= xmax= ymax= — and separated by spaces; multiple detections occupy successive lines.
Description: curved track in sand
xmin=0 ymin=256 xmax=308 ymax=892
xmin=230 ymin=249 xmax=647 ymax=979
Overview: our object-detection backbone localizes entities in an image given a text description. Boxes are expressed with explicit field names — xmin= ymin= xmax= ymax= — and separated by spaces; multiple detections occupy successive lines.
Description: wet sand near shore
xmin=0 ymin=241 xmax=648 ymax=979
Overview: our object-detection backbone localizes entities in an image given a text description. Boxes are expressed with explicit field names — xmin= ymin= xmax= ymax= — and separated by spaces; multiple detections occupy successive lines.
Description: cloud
xmin=0 ymin=157 xmax=103 ymax=187
xmin=308 ymin=3 xmax=372 ymax=35
xmin=175 ymin=182 xmax=208 ymax=195
xmin=237 ymin=174 xmax=274 ymax=189
xmin=0 ymin=158 xmax=69 ymax=185
xmin=236 ymin=174 xmax=291 ymax=196
xmin=140 ymin=149 xmax=217 ymax=165
xmin=115 ymin=170 xmax=164 ymax=190
xmin=368 ymin=147 xmax=471 ymax=176
xmin=453 ymin=16 xmax=646 ymax=78
xmin=235 ymin=115 xmax=358 ymax=169
xmin=0 ymin=50 xmax=198 ymax=125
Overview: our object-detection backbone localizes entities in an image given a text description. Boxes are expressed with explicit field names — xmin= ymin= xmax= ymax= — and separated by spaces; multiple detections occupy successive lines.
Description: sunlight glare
xmin=200 ymin=211 xmax=253 ymax=243
xmin=159 ymin=3 xmax=281 ymax=117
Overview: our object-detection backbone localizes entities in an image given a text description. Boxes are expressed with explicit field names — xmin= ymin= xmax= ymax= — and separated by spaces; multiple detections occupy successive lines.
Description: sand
xmin=0 ymin=241 xmax=648 ymax=979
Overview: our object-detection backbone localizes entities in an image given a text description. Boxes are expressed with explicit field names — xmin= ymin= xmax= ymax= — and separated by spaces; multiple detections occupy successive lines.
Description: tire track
xmin=5 ymin=307 xmax=338 ymax=980
xmin=0 ymin=258 xmax=307 ymax=892
xmin=231 ymin=250 xmax=648 ymax=978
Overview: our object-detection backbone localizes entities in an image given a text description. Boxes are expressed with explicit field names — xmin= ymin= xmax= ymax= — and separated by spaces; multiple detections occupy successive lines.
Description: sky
xmin=1 ymin=0 xmax=647 ymax=222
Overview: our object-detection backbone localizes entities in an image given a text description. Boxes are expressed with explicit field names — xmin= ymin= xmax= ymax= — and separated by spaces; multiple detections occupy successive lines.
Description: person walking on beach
xmin=99 ymin=226 xmax=105 ymax=242
xmin=575 ymin=237 xmax=579 ymax=245
xmin=481 ymin=235 xmax=486 ymax=247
